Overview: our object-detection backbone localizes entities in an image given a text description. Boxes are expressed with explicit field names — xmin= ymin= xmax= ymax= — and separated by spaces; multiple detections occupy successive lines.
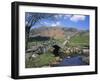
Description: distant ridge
xmin=30 ymin=26 xmax=89 ymax=39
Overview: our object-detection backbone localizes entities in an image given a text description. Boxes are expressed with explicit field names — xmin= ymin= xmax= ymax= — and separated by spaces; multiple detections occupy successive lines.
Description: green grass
xmin=26 ymin=52 xmax=56 ymax=68
xmin=69 ymin=33 xmax=89 ymax=47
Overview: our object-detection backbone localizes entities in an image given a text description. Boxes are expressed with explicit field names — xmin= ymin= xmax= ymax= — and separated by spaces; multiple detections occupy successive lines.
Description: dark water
xmin=58 ymin=55 xmax=87 ymax=66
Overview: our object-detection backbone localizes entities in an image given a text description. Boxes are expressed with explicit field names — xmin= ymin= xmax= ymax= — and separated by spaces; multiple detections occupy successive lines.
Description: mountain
xmin=30 ymin=27 xmax=65 ymax=39
xmin=29 ymin=26 xmax=88 ymax=40
xmin=62 ymin=27 xmax=79 ymax=38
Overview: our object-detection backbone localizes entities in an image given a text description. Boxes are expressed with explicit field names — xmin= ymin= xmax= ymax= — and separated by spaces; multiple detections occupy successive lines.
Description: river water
xmin=58 ymin=55 xmax=88 ymax=66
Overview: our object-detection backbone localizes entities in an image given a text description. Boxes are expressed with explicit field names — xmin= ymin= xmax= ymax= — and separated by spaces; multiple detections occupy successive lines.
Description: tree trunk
xmin=25 ymin=26 xmax=31 ymax=51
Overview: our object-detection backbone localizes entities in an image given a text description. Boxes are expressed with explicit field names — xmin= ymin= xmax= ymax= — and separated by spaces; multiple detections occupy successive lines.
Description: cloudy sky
xmin=26 ymin=13 xmax=89 ymax=30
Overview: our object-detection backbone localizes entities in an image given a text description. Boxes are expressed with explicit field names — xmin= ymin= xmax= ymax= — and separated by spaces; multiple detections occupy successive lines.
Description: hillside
xmin=69 ymin=31 xmax=89 ymax=47
xmin=30 ymin=27 xmax=79 ymax=40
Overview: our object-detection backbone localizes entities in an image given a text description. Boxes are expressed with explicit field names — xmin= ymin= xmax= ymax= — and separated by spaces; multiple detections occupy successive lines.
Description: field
xmin=69 ymin=32 xmax=89 ymax=47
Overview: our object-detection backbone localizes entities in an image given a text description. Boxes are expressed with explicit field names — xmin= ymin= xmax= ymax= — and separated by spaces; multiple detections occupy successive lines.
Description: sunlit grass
xmin=26 ymin=52 xmax=56 ymax=68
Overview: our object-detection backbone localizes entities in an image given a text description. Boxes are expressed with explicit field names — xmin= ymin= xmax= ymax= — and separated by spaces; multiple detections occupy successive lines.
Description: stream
xmin=58 ymin=55 xmax=88 ymax=66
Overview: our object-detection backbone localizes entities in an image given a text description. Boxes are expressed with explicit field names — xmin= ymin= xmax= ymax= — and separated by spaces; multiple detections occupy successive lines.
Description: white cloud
xmin=51 ymin=23 xmax=56 ymax=26
xmin=42 ymin=15 xmax=86 ymax=27
xmin=56 ymin=22 xmax=60 ymax=25
xmin=44 ymin=21 xmax=49 ymax=25
xmin=54 ymin=14 xmax=86 ymax=22
xmin=54 ymin=14 xmax=72 ymax=20
xmin=51 ymin=21 xmax=60 ymax=26
xmin=54 ymin=14 xmax=63 ymax=19
xmin=70 ymin=15 xmax=86 ymax=22
xmin=43 ymin=21 xmax=61 ymax=27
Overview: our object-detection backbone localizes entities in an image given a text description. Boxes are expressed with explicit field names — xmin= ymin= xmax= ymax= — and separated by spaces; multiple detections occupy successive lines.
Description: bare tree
xmin=25 ymin=12 xmax=55 ymax=50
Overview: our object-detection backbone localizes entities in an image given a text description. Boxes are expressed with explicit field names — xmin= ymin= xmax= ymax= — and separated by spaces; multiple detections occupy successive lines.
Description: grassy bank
xmin=26 ymin=52 xmax=56 ymax=68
